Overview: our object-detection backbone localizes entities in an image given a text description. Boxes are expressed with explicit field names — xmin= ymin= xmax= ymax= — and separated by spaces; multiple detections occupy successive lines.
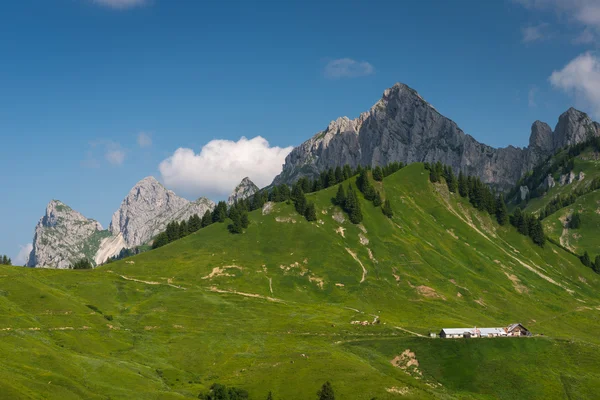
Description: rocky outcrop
xmin=27 ymin=200 xmax=106 ymax=269
xmin=109 ymin=176 xmax=215 ymax=248
xmin=29 ymin=177 xmax=217 ymax=268
xmin=227 ymin=177 xmax=259 ymax=205
xmin=273 ymin=83 xmax=600 ymax=190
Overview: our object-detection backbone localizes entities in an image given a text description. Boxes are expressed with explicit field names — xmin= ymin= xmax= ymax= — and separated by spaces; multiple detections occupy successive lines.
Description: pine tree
xmin=594 ymin=255 xmax=600 ymax=274
xmin=166 ymin=222 xmax=179 ymax=242
xmin=228 ymin=207 xmax=243 ymax=234
xmin=347 ymin=186 xmax=363 ymax=224
xmin=530 ymin=218 xmax=546 ymax=247
xmin=292 ymin=184 xmax=307 ymax=215
xmin=1 ymin=255 xmax=6 ymax=265
xmin=317 ymin=381 xmax=335 ymax=400
xmin=496 ymin=194 xmax=508 ymax=226
xmin=334 ymin=184 xmax=346 ymax=206
xmin=581 ymin=251 xmax=592 ymax=268
xmin=342 ymin=165 xmax=352 ymax=180
xmin=382 ymin=199 xmax=393 ymax=218
xmin=569 ymin=212 xmax=581 ymax=229
xmin=372 ymin=166 xmax=383 ymax=182
xmin=201 ymin=210 xmax=212 ymax=227
xmin=446 ymin=168 xmax=457 ymax=193
xmin=152 ymin=232 xmax=169 ymax=249
xmin=178 ymin=220 xmax=188 ymax=238
xmin=458 ymin=171 xmax=468 ymax=198
xmin=213 ymin=201 xmax=228 ymax=223
xmin=71 ymin=258 xmax=92 ymax=270
xmin=305 ymin=202 xmax=317 ymax=221
xmin=335 ymin=166 xmax=344 ymax=183
xmin=327 ymin=168 xmax=336 ymax=187
xmin=241 ymin=211 xmax=250 ymax=229
xmin=510 ymin=207 xmax=523 ymax=228
xmin=373 ymin=191 xmax=382 ymax=206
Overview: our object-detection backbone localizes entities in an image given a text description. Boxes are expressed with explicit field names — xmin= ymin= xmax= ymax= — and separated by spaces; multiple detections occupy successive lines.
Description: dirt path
xmin=434 ymin=190 xmax=573 ymax=294
xmin=393 ymin=326 xmax=426 ymax=337
xmin=109 ymin=272 xmax=186 ymax=290
xmin=345 ymin=248 xmax=367 ymax=283
xmin=207 ymin=286 xmax=283 ymax=302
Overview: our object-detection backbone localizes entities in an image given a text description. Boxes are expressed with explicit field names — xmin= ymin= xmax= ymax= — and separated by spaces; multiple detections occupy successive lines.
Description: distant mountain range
xmin=27 ymin=82 xmax=600 ymax=269
xmin=273 ymin=83 xmax=600 ymax=190
xmin=26 ymin=177 xmax=258 ymax=268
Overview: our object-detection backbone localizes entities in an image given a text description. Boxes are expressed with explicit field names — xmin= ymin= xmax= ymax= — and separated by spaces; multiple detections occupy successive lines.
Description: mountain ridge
xmin=273 ymin=83 xmax=600 ymax=190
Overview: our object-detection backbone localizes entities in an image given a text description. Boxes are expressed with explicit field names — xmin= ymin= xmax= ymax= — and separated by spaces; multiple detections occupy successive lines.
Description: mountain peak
xmin=228 ymin=177 xmax=259 ymax=205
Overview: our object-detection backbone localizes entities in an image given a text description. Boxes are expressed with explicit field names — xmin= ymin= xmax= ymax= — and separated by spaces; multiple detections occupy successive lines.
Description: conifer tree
xmin=594 ymin=255 xmax=600 ymax=274
xmin=241 ymin=211 xmax=250 ymax=229
xmin=372 ymin=166 xmax=383 ymax=182
xmin=335 ymin=166 xmax=343 ymax=183
xmin=373 ymin=190 xmax=382 ymax=206
xmin=317 ymin=381 xmax=335 ymax=400
xmin=458 ymin=171 xmax=468 ymax=198
xmin=382 ymin=199 xmax=393 ymax=218
xmin=152 ymin=232 xmax=169 ymax=249
xmin=581 ymin=251 xmax=592 ymax=268
xmin=305 ymin=202 xmax=317 ymax=221
xmin=202 ymin=210 xmax=213 ymax=228
xmin=569 ymin=212 xmax=581 ymax=229
xmin=342 ymin=165 xmax=352 ymax=180
xmin=334 ymin=184 xmax=346 ymax=206
xmin=213 ymin=201 xmax=228 ymax=223
xmin=530 ymin=218 xmax=546 ymax=247
xmin=327 ymin=168 xmax=336 ymax=187
xmin=178 ymin=220 xmax=188 ymax=238
xmin=166 ymin=221 xmax=179 ymax=242
xmin=496 ymin=194 xmax=508 ymax=226
xmin=346 ymin=186 xmax=363 ymax=224
xmin=228 ymin=207 xmax=243 ymax=234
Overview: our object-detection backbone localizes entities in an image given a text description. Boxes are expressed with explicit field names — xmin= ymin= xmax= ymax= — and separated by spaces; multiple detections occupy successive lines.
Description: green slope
xmin=1 ymin=164 xmax=600 ymax=399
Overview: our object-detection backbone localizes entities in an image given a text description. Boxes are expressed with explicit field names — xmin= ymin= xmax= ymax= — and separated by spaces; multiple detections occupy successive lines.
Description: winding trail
xmin=346 ymin=248 xmax=367 ymax=283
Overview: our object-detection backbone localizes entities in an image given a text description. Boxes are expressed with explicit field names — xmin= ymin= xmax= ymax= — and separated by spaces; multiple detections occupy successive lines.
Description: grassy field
xmin=1 ymin=163 xmax=600 ymax=399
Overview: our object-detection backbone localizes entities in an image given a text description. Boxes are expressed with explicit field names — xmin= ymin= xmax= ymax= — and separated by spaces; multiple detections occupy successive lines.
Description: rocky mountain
xmin=273 ymin=83 xmax=600 ymax=190
xmin=227 ymin=177 xmax=259 ymax=205
xmin=28 ymin=177 xmax=215 ymax=268
xmin=109 ymin=176 xmax=215 ymax=248
xmin=26 ymin=200 xmax=107 ymax=269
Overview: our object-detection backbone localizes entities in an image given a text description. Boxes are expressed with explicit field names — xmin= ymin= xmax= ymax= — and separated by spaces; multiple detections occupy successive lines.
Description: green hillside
xmin=2 ymin=164 xmax=600 ymax=399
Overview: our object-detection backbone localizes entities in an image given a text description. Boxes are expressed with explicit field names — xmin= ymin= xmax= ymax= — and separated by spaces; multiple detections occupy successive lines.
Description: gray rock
xmin=227 ymin=177 xmax=259 ymax=206
xmin=543 ymin=174 xmax=556 ymax=190
xmin=27 ymin=200 xmax=105 ymax=269
xmin=567 ymin=171 xmax=576 ymax=185
xmin=579 ymin=171 xmax=585 ymax=181
xmin=273 ymin=83 xmax=600 ymax=191
xmin=109 ymin=176 xmax=215 ymax=248
xmin=520 ymin=186 xmax=530 ymax=201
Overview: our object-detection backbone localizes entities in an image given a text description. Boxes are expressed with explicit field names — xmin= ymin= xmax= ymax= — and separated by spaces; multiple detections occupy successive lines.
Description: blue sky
xmin=1 ymin=0 xmax=600 ymax=264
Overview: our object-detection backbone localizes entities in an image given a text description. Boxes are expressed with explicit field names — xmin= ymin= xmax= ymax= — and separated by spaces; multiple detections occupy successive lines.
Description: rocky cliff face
xmin=109 ymin=176 xmax=215 ymax=248
xmin=273 ymin=83 xmax=600 ymax=190
xmin=29 ymin=177 xmax=216 ymax=268
xmin=27 ymin=200 xmax=106 ymax=269
xmin=227 ymin=177 xmax=259 ymax=205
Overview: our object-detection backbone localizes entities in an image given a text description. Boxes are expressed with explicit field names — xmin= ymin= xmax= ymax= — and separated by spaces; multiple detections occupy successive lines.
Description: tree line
xmin=0 ymin=255 xmax=12 ymax=265
xmin=508 ymin=135 xmax=600 ymax=207
xmin=538 ymin=177 xmax=600 ymax=220
xmin=199 ymin=381 xmax=338 ymax=400
xmin=425 ymin=162 xmax=544 ymax=247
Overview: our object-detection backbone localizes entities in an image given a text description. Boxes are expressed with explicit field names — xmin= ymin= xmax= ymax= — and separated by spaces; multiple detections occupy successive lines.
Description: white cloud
xmin=522 ymin=24 xmax=549 ymax=42
xmin=515 ymin=0 xmax=600 ymax=31
xmin=93 ymin=0 xmax=148 ymax=9
xmin=15 ymin=243 xmax=33 ymax=266
xmin=137 ymin=132 xmax=152 ymax=148
xmin=324 ymin=58 xmax=374 ymax=79
xmin=106 ymin=148 xmax=126 ymax=166
xmin=573 ymin=28 xmax=595 ymax=44
xmin=528 ymin=86 xmax=538 ymax=107
xmin=159 ymin=136 xmax=293 ymax=198
xmin=549 ymin=52 xmax=600 ymax=116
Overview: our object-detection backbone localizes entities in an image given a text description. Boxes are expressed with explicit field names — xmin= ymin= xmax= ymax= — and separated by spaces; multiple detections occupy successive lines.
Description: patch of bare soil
xmin=346 ymin=248 xmax=367 ymax=283
xmin=457 ymin=292 xmax=463 ymax=298
xmin=359 ymin=233 xmax=369 ymax=245
xmin=367 ymin=248 xmax=378 ymax=263
xmin=279 ymin=261 xmax=324 ymax=289
xmin=449 ymin=279 xmax=470 ymax=292
xmin=474 ymin=298 xmax=487 ymax=307
xmin=390 ymin=349 xmax=422 ymax=377
xmin=416 ymin=285 xmax=446 ymax=300
xmin=208 ymin=286 xmax=283 ymax=302
xmin=335 ymin=226 xmax=346 ymax=238
xmin=358 ymin=224 xmax=367 ymax=234
xmin=335 ymin=283 xmax=345 ymax=287
xmin=332 ymin=211 xmax=345 ymax=224
xmin=202 ymin=265 xmax=242 ymax=280
xmin=262 ymin=202 xmax=274 ymax=215
xmin=275 ymin=216 xmax=296 ymax=223
xmin=446 ymin=229 xmax=458 ymax=239
xmin=504 ymin=271 xmax=529 ymax=294
xmin=386 ymin=387 xmax=410 ymax=395
xmin=392 ymin=267 xmax=401 ymax=282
